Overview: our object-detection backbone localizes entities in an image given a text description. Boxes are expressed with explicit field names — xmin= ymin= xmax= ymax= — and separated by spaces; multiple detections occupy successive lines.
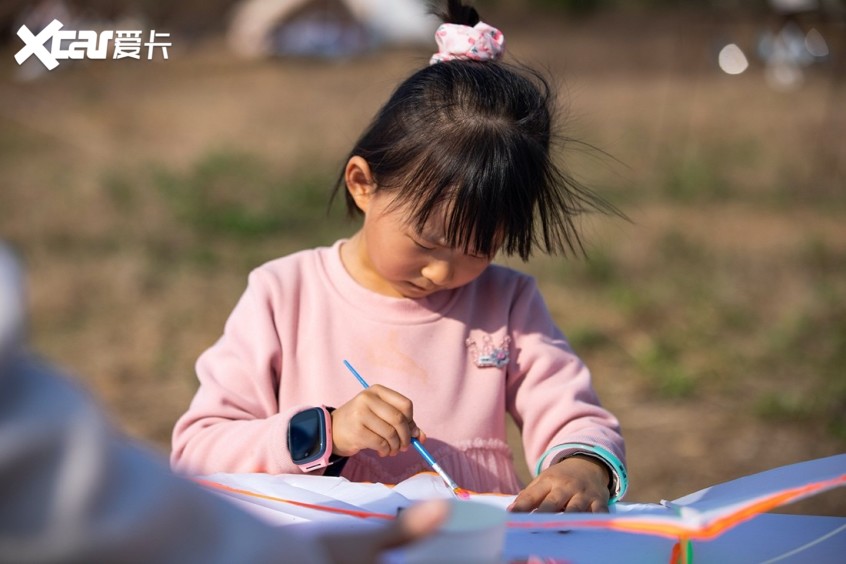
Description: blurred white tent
xmin=228 ymin=0 xmax=438 ymax=58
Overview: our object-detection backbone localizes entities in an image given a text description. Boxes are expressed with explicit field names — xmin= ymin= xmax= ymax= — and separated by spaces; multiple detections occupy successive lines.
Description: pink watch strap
xmin=296 ymin=406 xmax=334 ymax=472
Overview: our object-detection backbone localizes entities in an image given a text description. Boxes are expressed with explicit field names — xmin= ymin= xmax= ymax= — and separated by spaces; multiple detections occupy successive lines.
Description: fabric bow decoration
xmin=430 ymin=21 xmax=505 ymax=65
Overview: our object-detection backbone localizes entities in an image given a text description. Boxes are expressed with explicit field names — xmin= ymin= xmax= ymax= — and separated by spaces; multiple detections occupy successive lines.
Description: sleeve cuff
xmin=535 ymin=443 xmax=628 ymax=503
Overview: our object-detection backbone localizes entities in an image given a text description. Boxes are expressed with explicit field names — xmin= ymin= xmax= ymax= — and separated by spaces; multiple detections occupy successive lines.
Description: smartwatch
xmin=288 ymin=406 xmax=334 ymax=472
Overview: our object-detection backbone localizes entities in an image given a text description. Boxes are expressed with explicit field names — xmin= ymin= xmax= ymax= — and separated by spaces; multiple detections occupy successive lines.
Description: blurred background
xmin=2 ymin=0 xmax=844 ymax=514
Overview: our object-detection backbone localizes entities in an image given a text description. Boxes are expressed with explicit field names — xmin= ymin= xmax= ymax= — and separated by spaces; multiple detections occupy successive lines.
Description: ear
xmin=345 ymin=156 xmax=377 ymax=213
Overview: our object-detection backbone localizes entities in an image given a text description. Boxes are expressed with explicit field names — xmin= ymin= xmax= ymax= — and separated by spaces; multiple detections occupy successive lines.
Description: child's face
xmin=357 ymin=192 xmax=495 ymax=299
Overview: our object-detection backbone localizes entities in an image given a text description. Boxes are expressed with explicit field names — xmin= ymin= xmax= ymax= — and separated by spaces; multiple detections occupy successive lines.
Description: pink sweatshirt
xmin=171 ymin=240 xmax=625 ymax=496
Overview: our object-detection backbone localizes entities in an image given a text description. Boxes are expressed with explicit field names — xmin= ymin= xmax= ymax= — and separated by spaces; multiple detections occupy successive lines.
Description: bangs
xmin=378 ymin=121 xmax=581 ymax=261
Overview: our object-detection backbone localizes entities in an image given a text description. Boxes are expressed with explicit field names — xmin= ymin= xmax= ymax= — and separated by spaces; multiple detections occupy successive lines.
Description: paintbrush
xmin=342 ymin=359 xmax=469 ymax=499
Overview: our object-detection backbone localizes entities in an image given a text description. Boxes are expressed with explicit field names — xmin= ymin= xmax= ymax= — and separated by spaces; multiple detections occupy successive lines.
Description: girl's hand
xmin=507 ymin=455 xmax=610 ymax=513
xmin=331 ymin=384 xmax=425 ymax=458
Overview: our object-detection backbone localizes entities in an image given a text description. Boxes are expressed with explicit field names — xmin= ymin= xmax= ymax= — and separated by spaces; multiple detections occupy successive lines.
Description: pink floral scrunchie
xmin=429 ymin=21 xmax=506 ymax=65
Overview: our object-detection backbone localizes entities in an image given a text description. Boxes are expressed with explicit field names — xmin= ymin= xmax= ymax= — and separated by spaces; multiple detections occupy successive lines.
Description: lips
xmin=405 ymin=281 xmax=439 ymax=295
xmin=407 ymin=282 xmax=429 ymax=292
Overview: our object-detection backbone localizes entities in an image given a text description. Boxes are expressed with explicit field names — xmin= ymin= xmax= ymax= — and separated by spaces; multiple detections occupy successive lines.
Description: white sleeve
xmin=0 ymin=354 xmax=333 ymax=564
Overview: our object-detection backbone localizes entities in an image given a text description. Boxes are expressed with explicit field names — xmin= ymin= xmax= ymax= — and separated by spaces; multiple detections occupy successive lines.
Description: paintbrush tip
xmin=453 ymin=488 xmax=471 ymax=500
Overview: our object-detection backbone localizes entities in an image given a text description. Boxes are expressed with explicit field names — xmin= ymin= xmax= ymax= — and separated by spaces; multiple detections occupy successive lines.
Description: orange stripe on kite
xmin=194 ymin=478 xmax=396 ymax=521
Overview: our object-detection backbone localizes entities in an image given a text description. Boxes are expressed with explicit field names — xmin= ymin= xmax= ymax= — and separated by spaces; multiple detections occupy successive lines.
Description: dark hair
xmin=331 ymin=0 xmax=619 ymax=260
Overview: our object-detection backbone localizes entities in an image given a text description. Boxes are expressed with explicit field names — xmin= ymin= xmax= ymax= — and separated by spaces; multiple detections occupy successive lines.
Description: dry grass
xmin=2 ymin=8 xmax=844 ymax=514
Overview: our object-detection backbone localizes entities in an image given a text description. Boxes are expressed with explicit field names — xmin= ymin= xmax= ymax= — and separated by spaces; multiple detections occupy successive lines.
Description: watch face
xmin=289 ymin=408 xmax=325 ymax=463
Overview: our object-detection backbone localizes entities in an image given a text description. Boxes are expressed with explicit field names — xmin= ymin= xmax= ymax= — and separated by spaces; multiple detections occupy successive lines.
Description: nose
xmin=421 ymin=259 xmax=453 ymax=287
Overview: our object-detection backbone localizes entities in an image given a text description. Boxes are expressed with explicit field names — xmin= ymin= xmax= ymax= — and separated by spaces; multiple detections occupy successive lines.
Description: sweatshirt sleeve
xmin=0 ymin=354 xmax=331 ymax=564
xmin=171 ymin=268 xmax=307 ymax=475
xmin=505 ymin=276 xmax=627 ymax=500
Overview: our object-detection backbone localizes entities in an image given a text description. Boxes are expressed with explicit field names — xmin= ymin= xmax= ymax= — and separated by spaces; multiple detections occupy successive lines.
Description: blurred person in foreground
xmin=0 ymin=242 xmax=447 ymax=563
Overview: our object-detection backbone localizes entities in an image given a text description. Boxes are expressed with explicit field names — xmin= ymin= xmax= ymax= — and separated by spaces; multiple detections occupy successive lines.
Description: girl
xmin=172 ymin=0 xmax=627 ymax=513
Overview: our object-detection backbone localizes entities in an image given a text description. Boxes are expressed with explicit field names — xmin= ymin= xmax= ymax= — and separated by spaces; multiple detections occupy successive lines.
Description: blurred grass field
xmin=1 ymin=6 xmax=844 ymax=513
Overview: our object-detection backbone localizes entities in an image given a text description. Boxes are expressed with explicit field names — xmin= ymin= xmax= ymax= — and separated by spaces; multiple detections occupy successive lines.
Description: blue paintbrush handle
xmin=411 ymin=438 xmax=436 ymax=465
xmin=342 ymin=359 xmax=462 ymax=493
xmin=343 ymin=360 xmax=370 ymax=389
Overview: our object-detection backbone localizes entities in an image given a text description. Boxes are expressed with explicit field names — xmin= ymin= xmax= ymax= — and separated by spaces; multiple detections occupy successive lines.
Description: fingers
xmin=364 ymin=385 xmax=418 ymax=456
xmin=370 ymin=385 xmax=417 ymax=434
xmin=507 ymin=463 xmax=610 ymax=513
xmin=562 ymin=493 xmax=599 ymax=513
xmin=331 ymin=385 xmax=420 ymax=458
xmin=507 ymin=484 xmax=571 ymax=513
xmin=382 ymin=500 xmax=450 ymax=549
xmin=506 ymin=487 xmax=542 ymax=513
xmin=367 ymin=388 xmax=415 ymax=453
xmin=591 ymin=498 xmax=610 ymax=514
xmin=509 ymin=488 xmax=601 ymax=513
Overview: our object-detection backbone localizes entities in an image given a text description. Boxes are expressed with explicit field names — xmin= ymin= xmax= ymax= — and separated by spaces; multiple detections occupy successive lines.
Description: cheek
xmin=370 ymin=241 xmax=421 ymax=280
xmin=375 ymin=255 xmax=416 ymax=280
xmin=453 ymin=260 xmax=490 ymax=287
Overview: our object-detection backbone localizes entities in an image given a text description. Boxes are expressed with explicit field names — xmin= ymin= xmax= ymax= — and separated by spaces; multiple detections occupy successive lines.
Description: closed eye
xmin=408 ymin=234 xmax=436 ymax=251
xmin=464 ymin=245 xmax=496 ymax=260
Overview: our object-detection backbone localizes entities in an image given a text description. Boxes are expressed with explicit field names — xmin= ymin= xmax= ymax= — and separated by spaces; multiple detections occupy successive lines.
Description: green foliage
xmin=762 ymin=299 xmax=846 ymax=438
xmin=661 ymin=152 xmax=729 ymax=203
xmin=557 ymin=247 xmax=619 ymax=285
xmin=153 ymin=150 xmax=339 ymax=240
xmin=633 ymin=336 xmax=698 ymax=398
xmin=102 ymin=170 xmax=136 ymax=213
xmin=756 ymin=393 xmax=811 ymax=422
xmin=567 ymin=326 xmax=612 ymax=353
